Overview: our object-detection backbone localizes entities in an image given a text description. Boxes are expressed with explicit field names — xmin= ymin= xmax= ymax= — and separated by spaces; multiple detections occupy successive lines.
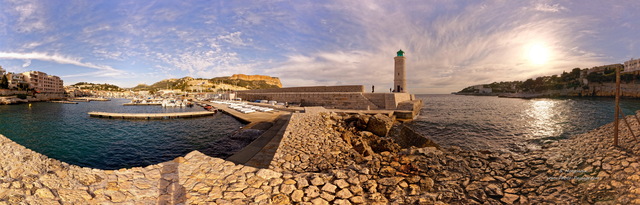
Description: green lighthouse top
xmin=396 ymin=50 xmax=405 ymax=57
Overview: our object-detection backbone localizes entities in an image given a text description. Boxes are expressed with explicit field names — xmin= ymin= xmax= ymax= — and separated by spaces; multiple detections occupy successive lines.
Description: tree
xmin=17 ymin=82 xmax=29 ymax=91
xmin=0 ymin=75 xmax=8 ymax=89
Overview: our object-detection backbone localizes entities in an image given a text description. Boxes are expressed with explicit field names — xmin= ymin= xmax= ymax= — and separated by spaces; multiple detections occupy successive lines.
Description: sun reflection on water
xmin=526 ymin=99 xmax=567 ymax=140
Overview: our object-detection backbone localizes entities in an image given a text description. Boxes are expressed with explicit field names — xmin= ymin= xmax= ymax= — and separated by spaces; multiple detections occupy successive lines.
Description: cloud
xmin=0 ymin=52 xmax=125 ymax=76
xmin=6 ymin=0 xmax=48 ymax=33
xmin=532 ymin=1 xmax=567 ymax=13
xmin=21 ymin=59 xmax=31 ymax=67
xmin=262 ymin=0 xmax=605 ymax=93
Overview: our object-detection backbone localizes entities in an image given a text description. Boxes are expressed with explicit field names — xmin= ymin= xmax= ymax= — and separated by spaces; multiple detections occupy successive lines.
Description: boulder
xmin=391 ymin=125 xmax=440 ymax=149
xmin=366 ymin=114 xmax=394 ymax=137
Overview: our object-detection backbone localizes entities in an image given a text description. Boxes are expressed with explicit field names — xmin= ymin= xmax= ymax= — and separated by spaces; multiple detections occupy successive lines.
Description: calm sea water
xmin=409 ymin=94 xmax=640 ymax=153
xmin=0 ymin=99 xmax=243 ymax=170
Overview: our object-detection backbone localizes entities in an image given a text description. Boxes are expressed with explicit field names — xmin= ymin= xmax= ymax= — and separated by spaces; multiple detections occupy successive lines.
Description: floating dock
xmin=88 ymin=111 xmax=214 ymax=119
xmin=50 ymin=101 xmax=79 ymax=104
xmin=123 ymin=103 xmax=162 ymax=106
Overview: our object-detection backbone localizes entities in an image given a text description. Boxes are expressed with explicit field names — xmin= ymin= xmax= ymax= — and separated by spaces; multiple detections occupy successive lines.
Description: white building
xmin=624 ymin=58 xmax=640 ymax=73
xmin=473 ymin=85 xmax=492 ymax=94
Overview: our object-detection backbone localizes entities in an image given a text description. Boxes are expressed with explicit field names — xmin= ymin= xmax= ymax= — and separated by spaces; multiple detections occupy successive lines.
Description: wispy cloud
xmin=6 ymin=0 xmax=48 ymax=33
xmin=0 ymin=52 xmax=125 ymax=76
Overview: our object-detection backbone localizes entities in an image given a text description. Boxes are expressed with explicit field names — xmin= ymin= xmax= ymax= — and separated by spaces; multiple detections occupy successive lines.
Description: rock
xmin=408 ymin=184 xmax=421 ymax=195
xmin=296 ymin=177 xmax=310 ymax=189
xmin=349 ymin=185 xmax=364 ymax=195
xmin=379 ymin=166 xmax=396 ymax=176
xmin=291 ymin=190 xmax=304 ymax=202
xmin=485 ymin=183 xmax=503 ymax=197
xmin=242 ymin=188 xmax=262 ymax=198
xmin=311 ymin=197 xmax=330 ymax=205
xmin=58 ymin=189 xmax=93 ymax=202
xmin=501 ymin=193 xmax=520 ymax=204
xmin=271 ymin=193 xmax=290 ymax=204
xmin=107 ymin=191 xmax=126 ymax=203
xmin=350 ymin=196 xmax=366 ymax=204
xmin=283 ymin=179 xmax=296 ymax=185
xmin=465 ymin=182 xmax=486 ymax=202
xmin=334 ymin=199 xmax=353 ymax=205
xmin=392 ymin=125 xmax=440 ymax=149
xmin=322 ymin=183 xmax=338 ymax=193
xmin=336 ymin=189 xmax=353 ymax=198
xmin=223 ymin=191 xmax=246 ymax=200
xmin=378 ymin=177 xmax=402 ymax=186
xmin=254 ymin=193 xmax=270 ymax=202
xmin=305 ymin=186 xmax=321 ymax=198
xmin=35 ymin=188 xmax=56 ymax=199
xmin=334 ymin=179 xmax=350 ymax=189
xmin=311 ymin=176 xmax=325 ymax=186
xmin=256 ymin=169 xmax=282 ymax=180
xmin=280 ymin=184 xmax=296 ymax=194
xmin=133 ymin=178 xmax=154 ymax=189
xmin=320 ymin=191 xmax=335 ymax=201
xmin=366 ymin=114 xmax=394 ymax=137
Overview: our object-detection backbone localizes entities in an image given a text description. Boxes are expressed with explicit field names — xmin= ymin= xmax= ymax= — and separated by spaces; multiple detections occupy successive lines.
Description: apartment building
xmin=21 ymin=71 xmax=64 ymax=93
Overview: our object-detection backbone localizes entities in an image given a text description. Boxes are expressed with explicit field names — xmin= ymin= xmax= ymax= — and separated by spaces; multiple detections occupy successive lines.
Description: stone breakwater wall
xmin=237 ymin=85 xmax=365 ymax=94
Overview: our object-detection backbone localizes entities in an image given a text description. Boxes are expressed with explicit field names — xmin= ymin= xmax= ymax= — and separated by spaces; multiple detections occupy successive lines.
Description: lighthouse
xmin=394 ymin=50 xmax=406 ymax=93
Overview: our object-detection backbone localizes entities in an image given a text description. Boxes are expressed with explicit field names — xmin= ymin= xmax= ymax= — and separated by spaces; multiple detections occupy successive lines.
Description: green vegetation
xmin=72 ymin=82 xmax=125 ymax=91
xmin=132 ymin=76 xmax=280 ymax=92
xmin=0 ymin=75 xmax=8 ymax=89
xmin=209 ymin=77 xmax=280 ymax=90
xmin=458 ymin=64 xmax=630 ymax=93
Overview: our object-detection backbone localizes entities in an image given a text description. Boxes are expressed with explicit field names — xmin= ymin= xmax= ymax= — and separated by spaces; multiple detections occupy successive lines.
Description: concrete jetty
xmin=196 ymin=101 xmax=285 ymax=125
xmin=88 ymin=111 xmax=214 ymax=119
xmin=122 ymin=102 xmax=162 ymax=106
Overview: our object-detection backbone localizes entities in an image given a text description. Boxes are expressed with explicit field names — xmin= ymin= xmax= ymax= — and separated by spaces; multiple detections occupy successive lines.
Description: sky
xmin=1 ymin=0 xmax=639 ymax=94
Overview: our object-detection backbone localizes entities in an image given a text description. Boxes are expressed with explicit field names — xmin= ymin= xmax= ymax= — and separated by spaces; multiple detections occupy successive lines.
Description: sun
xmin=526 ymin=43 xmax=551 ymax=65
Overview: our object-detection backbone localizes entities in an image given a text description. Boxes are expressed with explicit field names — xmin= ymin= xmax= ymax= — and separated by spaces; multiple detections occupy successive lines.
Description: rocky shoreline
xmin=1 ymin=111 xmax=640 ymax=204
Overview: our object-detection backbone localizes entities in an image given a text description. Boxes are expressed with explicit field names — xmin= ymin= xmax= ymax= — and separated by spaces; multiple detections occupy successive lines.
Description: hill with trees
xmin=131 ymin=74 xmax=282 ymax=92
xmin=456 ymin=64 xmax=640 ymax=98
xmin=70 ymin=82 xmax=125 ymax=92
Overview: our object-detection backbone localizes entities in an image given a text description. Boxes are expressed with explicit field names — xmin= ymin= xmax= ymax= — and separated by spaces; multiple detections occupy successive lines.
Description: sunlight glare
xmin=526 ymin=43 xmax=551 ymax=65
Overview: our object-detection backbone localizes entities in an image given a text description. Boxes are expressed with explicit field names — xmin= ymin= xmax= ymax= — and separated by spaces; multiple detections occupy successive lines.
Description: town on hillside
xmin=456 ymin=58 xmax=640 ymax=98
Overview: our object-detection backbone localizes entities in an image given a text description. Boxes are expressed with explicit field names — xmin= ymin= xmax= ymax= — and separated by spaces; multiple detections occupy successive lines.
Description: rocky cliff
xmin=229 ymin=74 xmax=282 ymax=88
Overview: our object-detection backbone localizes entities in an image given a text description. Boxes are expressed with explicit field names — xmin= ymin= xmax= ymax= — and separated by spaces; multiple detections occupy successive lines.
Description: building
xmin=6 ymin=73 xmax=27 ymax=89
xmin=0 ymin=66 xmax=5 ymax=75
xmin=624 ymin=58 xmax=640 ymax=73
xmin=393 ymin=50 xmax=407 ymax=93
xmin=21 ymin=71 xmax=64 ymax=93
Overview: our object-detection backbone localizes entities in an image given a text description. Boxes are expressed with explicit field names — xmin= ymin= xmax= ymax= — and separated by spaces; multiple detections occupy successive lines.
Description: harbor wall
xmin=236 ymin=85 xmax=365 ymax=94
xmin=238 ymin=92 xmax=415 ymax=110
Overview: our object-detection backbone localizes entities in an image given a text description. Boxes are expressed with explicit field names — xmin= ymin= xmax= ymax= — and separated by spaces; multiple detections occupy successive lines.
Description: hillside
xmin=132 ymin=74 xmax=282 ymax=92
xmin=69 ymin=82 xmax=125 ymax=92
xmin=456 ymin=64 xmax=640 ymax=98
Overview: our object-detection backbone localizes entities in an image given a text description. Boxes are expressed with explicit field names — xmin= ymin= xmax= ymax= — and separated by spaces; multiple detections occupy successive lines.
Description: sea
xmin=1 ymin=95 xmax=638 ymax=169
xmin=409 ymin=94 xmax=640 ymax=153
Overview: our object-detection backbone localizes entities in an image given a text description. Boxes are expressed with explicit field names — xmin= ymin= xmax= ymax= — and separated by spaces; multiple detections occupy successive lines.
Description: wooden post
xmin=614 ymin=66 xmax=621 ymax=147
xmin=620 ymin=107 xmax=637 ymax=141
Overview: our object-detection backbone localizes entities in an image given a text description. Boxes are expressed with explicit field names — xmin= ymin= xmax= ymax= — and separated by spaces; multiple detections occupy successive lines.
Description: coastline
xmin=1 ymin=111 xmax=640 ymax=203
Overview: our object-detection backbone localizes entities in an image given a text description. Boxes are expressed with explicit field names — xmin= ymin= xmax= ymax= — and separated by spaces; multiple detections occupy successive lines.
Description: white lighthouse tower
xmin=394 ymin=50 xmax=406 ymax=93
